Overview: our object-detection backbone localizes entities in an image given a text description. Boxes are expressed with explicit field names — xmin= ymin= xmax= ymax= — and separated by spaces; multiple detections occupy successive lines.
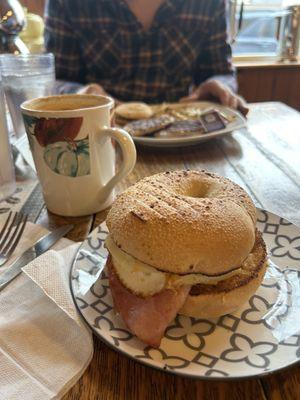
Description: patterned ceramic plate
xmin=131 ymin=102 xmax=246 ymax=148
xmin=70 ymin=209 xmax=300 ymax=379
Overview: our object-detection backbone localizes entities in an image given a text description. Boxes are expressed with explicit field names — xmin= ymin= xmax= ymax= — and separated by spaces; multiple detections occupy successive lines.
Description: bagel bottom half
xmin=179 ymin=230 xmax=267 ymax=319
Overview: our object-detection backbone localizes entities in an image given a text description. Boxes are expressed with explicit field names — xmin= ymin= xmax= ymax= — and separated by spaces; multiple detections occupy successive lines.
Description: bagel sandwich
xmin=105 ymin=170 xmax=267 ymax=347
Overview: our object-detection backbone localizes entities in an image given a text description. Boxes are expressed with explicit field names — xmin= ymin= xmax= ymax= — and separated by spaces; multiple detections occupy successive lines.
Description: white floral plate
xmin=131 ymin=102 xmax=247 ymax=148
xmin=70 ymin=209 xmax=300 ymax=379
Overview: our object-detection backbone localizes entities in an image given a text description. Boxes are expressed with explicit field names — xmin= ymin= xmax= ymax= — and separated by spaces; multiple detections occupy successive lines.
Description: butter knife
xmin=0 ymin=224 xmax=73 ymax=292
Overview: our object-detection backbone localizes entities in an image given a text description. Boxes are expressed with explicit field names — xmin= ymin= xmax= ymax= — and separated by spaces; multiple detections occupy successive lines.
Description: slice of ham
xmin=107 ymin=258 xmax=190 ymax=347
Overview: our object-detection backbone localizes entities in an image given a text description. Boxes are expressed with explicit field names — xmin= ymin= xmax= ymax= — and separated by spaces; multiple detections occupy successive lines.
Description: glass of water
xmin=0 ymin=72 xmax=16 ymax=201
xmin=0 ymin=53 xmax=55 ymax=139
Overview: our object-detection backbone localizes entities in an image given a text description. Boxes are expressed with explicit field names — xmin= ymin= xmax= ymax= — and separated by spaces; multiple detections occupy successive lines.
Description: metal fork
xmin=0 ymin=212 xmax=28 ymax=267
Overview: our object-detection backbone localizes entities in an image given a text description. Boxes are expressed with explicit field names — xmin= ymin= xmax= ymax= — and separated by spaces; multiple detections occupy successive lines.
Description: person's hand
xmin=77 ymin=83 xmax=123 ymax=107
xmin=180 ymin=79 xmax=249 ymax=116
xmin=77 ymin=83 xmax=109 ymax=96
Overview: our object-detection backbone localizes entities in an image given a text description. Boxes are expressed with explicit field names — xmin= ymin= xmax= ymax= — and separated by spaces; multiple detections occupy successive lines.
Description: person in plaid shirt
xmin=45 ymin=0 xmax=247 ymax=112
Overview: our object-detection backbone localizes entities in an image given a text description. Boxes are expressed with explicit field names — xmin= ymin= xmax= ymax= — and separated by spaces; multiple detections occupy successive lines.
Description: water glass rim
xmin=0 ymin=53 xmax=55 ymax=75
xmin=0 ymin=53 xmax=54 ymax=61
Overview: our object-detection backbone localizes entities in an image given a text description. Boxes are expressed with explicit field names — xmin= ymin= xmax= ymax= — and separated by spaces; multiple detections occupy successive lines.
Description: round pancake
xmin=115 ymin=102 xmax=153 ymax=120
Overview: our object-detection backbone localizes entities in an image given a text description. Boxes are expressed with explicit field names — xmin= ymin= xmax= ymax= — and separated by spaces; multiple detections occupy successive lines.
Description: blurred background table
xmin=19 ymin=101 xmax=300 ymax=400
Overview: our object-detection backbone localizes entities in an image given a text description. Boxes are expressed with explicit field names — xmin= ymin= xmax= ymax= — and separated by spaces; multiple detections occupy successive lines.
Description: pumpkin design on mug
xmin=44 ymin=138 xmax=90 ymax=177
xmin=23 ymin=115 xmax=90 ymax=177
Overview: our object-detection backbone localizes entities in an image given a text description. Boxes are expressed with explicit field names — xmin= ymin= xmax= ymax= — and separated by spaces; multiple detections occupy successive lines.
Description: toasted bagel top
xmin=106 ymin=170 xmax=256 ymax=275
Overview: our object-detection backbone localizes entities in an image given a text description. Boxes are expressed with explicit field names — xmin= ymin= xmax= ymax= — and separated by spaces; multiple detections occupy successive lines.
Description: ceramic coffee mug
xmin=21 ymin=94 xmax=136 ymax=216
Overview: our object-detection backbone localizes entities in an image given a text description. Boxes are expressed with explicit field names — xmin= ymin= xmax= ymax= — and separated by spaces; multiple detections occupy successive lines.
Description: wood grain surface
xmin=22 ymin=102 xmax=300 ymax=400
xmin=238 ymin=67 xmax=300 ymax=110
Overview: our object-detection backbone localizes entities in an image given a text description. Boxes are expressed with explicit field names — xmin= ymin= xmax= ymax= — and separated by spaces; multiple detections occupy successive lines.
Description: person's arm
xmin=181 ymin=0 xmax=248 ymax=115
xmin=45 ymin=0 xmax=106 ymax=95
xmin=195 ymin=0 xmax=236 ymax=90
xmin=44 ymin=0 xmax=85 ymax=93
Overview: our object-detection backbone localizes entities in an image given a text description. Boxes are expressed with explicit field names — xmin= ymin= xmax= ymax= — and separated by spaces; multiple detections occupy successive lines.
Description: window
xmin=229 ymin=0 xmax=287 ymax=57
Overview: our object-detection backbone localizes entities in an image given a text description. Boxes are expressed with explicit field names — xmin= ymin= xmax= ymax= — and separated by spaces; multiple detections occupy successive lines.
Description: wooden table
xmin=21 ymin=102 xmax=300 ymax=400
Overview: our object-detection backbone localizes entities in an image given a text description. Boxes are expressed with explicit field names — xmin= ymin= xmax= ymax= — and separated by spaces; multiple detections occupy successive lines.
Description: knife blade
xmin=0 ymin=224 xmax=73 ymax=292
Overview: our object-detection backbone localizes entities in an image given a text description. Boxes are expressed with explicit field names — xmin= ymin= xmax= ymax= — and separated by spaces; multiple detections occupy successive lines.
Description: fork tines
xmin=0 ymin=211 xmax=28 ymax=266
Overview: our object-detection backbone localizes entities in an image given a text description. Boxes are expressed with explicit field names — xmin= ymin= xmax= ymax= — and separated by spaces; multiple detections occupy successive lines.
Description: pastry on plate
xmin=115 ymin=102 xmax=153 ymax=120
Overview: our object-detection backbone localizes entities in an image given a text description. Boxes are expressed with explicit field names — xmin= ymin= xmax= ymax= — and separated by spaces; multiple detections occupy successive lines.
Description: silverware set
xmin=0 ymin=215 xmax=73 ymax=292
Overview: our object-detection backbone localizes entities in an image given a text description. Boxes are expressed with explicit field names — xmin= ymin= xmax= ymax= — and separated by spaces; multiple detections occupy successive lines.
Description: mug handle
xmin=96 ymin=127 xmax=136 ymax=203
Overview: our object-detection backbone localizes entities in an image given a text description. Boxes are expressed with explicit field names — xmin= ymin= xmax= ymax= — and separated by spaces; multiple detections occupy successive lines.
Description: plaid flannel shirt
xmin=45 ymin=0 xmax=236 ymax=103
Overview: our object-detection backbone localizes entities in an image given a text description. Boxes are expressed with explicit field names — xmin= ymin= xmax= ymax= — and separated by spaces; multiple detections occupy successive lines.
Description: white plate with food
xmin=70 ymin=171 xmax=300 ymax=379
xmin=114 ymin=101 xmax=247 ymax=148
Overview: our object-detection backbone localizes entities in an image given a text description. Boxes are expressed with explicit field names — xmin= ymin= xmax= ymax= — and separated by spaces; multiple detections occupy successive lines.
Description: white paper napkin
xmin=0 ymin=218 xmax=93 ymax=400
